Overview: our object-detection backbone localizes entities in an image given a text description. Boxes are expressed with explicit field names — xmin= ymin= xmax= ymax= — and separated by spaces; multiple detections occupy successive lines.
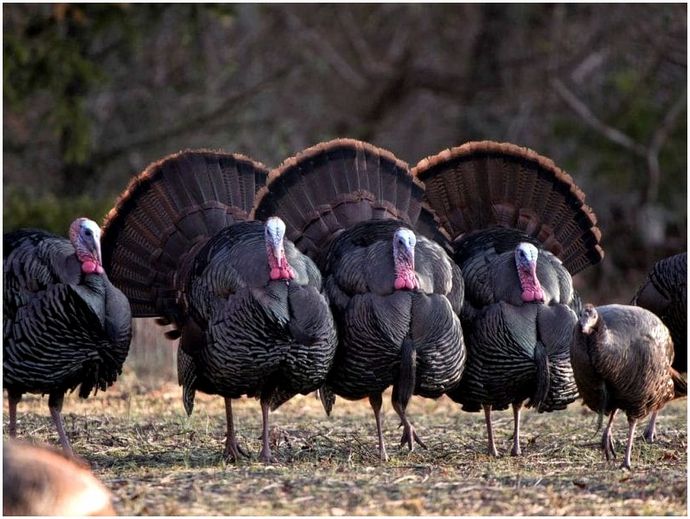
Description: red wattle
xmin=82 ymin=261 xmax=99 ymax=274
xmin=270 ymin=268 xmax=283 ymax=280
xmin=521 ymin=288 xmax=545 ymax=303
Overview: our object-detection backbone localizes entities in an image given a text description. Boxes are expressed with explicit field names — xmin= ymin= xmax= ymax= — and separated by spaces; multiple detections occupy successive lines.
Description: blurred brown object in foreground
xmin=3 ymin=440 xmax=115 ymax=516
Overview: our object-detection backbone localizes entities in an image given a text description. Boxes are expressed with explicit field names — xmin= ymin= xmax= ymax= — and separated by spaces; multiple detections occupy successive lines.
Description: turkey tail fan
xmin=102 ymin=150 xmax=269 ymax=318
xmin=253 ymin=138 xmax=451 ymax=259
xmin=412 ymin=141 xmax=604 ymax=275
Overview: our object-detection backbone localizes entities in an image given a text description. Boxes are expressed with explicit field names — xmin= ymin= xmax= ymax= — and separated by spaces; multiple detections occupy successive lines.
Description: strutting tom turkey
xmin=253 ymin=139 xmax=466 ymax=461
xmin=413 ymin=141 xmax=604 ymax=457
xmin=101 ymin=150 xmax=337 ymax=462
xmin=571 ymin=304 xmax=685 ymax=469
xmin=632 ymin=252 xmax=687 ymax=377
xmin=3 ymin=218 xmax=132 ymax=456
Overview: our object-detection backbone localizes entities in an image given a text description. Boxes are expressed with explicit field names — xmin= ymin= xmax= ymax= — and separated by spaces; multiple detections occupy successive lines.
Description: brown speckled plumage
xmin=571 ymin=303 xmax=680 ymax=469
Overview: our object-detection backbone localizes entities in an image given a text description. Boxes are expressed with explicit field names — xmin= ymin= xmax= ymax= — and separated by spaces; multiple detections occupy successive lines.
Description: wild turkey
xmin=3 ymin=218 xmax=132 ymax=456
xmin=3 ymin=440 xmax=115 ymax=515
xmin=412 ymin=141 xmax=604 ymax=456
xmin=253 ymin=139 xmax=466 ymax=461
xmin=571 ymin=303 xmax=684 ymax=469
xmin=632 ymin=252 xmax=687 ymax=375
xmin=100 ymin=150 xmax=337 ymax=462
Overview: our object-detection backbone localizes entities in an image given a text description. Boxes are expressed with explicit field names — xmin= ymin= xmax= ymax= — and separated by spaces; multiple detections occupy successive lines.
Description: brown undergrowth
xmin=3 ymin=368 xmax=687 ymax=516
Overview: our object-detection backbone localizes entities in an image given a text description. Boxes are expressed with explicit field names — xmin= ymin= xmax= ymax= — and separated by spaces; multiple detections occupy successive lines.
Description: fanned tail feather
xmin=253 ymin=138 xmax=450 ymax=259
xmin=412 ymin=141 xmax=604 ymax=275
xmin=102 ymin=150 xmax=268 ymax=318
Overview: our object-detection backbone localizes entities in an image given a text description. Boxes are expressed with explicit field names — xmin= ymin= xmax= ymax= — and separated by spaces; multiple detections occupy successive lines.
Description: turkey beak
xmin=272 ymin=238 xmax=284 ymax=263
xmin=406 ymin=243 xmax=416 ymax=271
xmin=88 ymin=235 xmax=103 ymax=267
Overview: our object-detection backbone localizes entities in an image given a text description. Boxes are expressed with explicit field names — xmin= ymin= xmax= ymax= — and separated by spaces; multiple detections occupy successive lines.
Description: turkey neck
xmin=583 ymin=315 xmax=609 ymax=357
xmin=517 ymin=262 xmax=544 ymax=303
xmin=265 ymin=241 xmax=294 ymax=281
xmin=393 ymin=242 xmax=418 ymax=291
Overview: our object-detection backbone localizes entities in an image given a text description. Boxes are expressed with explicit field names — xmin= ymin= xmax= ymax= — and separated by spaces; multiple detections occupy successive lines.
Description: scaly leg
xmin=258 ymin=399 xmax=274 ymax=463
xmin=643 ymin=410 xmax=658 ymax=443
xmin=369 ymin=393 xmax=388 ymax=462
xmin=601 ymin=409 xmax=618 ymax=461
xmin=511 ymin=402 xmax=522 ymax=457
xmin=392 ymin=397 xmax=427 ymax=453
xmin=622 ymin=418 xmax=637 ymax=470
xmin=483 ymin=404 xmax=499 ymax=457
xmin=7 ymin=393 xmax=21 ymax=438
xmin=223 ymin=398 xmax=249 ymax=462
xmin=48 ymin=393 xmax=73 ymax=457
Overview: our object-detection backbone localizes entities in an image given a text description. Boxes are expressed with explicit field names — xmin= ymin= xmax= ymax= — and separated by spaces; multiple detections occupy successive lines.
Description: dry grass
xmin=3 ymin=366 xmax=687 ymax=516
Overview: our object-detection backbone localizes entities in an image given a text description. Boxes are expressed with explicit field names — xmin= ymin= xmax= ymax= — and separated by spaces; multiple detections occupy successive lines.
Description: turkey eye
xmin=84 ymin=229 xmax=92 ymax=237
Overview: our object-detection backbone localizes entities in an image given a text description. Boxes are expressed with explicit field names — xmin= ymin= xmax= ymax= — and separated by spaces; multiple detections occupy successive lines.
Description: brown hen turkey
xmin=571 ymin=304 xmax=684 ymax=469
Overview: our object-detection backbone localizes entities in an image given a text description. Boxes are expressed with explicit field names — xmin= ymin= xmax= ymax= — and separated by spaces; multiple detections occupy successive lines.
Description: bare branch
xmin=283 ymin=10 xmax=367 ymax=90
xmin=551 ymin=78 xmax=647 ymax=156
xmin=645 ymin=89 xmax=687 ymax=202
xmin=336 ymin=9 xmax=389 ymax=76
xmin=649 ymin=89 xmax=687 ymax=156
xmin=94 ymin=67 xmax=290 ymax=165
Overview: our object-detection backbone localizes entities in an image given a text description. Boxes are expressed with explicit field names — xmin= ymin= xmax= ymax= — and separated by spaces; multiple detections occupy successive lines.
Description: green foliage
xmin=3 ymin=186 xmax=114 ymax=234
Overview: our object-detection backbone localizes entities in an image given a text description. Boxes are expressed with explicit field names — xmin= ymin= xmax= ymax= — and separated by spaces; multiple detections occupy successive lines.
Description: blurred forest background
xmin=3 ymin=4 xmax=687 ymax=380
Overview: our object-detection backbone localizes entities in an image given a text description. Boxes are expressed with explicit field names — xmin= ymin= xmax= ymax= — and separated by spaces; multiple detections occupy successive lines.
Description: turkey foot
xmin=601 ymin=429 xmax=616 ymax=461
xmin=398 ymin=420 xmax=427 ymax=451
xmin=258 ymin=445 xmax=275 ymax=464
xmin=224 ymin=398 xmax=249 ymax=462
xmin=223 ymin=438 xmax=250 ymax=462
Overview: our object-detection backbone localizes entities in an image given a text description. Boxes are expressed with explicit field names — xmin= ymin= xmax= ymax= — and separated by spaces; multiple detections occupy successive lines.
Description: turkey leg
xmin=483 ymin=404 xmax=499 ymax=457
xmin=223 ymin=398 xmax=249 ymax=462
xmin=369 ymin=393 xmax=389 ymax=462
xmin=643 ymin=410 xmax=658 ymax=443
xmin=48 ymin=393 xmax=73 ymax=457
xmin=7 ymin=393 xmax=21 ymax=438
xmin=601 ymin=409 xmax=617 ymax=461
xmin=258 ymin=399 xmax=274 ymax=463
xmin=622 ymin=418 xmax=637 ymax=470
xmin=511 ymin=402 xmax=522 ymax=456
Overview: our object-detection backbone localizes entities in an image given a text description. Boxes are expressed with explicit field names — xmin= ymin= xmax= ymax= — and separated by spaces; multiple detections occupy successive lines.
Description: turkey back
xmin=412 ymin=141 xmax=604 ymax=275
xmin=253 ymin=138 xmax=448 ymax=260
xmin=102 ymin=150 xmax=268 ymax=318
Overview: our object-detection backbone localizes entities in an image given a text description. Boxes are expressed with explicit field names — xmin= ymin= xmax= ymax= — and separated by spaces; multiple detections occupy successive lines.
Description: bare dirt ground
xmin=3 ymin=369 xmax=687 ymax=516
